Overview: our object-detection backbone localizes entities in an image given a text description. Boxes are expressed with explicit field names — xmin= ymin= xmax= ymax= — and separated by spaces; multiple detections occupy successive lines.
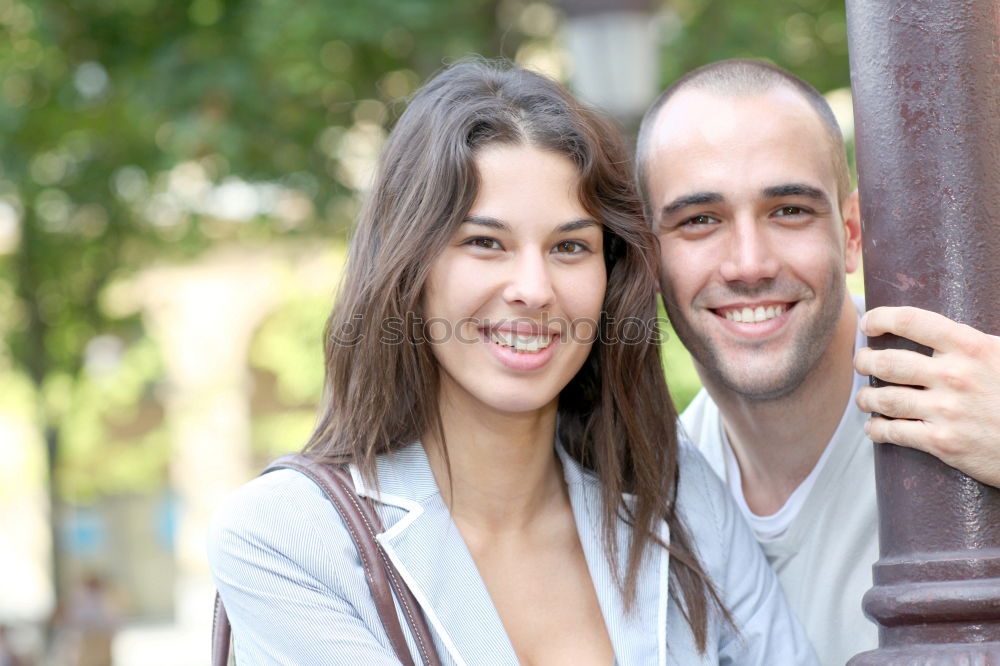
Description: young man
xmin=637 ymin=59 xmax=1000 ymax=664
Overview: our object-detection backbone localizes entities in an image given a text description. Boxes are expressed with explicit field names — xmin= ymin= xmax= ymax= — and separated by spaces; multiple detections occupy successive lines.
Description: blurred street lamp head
xmin=556 ymin=0 xmax=659 ymax=127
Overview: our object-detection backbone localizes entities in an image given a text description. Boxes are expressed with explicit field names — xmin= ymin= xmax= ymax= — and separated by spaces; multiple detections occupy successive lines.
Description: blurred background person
xmin=0 ymin=624 xmax=32 ymax=666
xmin=51 ymin=574 xmax=120 ymax=666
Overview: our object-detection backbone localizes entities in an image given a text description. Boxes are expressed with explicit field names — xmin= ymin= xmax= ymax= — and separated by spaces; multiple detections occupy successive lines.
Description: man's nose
xmin=502 ymin=250 xmax=555 ymax=310
xmin=719 ymin=219 xmax=780 ymax=286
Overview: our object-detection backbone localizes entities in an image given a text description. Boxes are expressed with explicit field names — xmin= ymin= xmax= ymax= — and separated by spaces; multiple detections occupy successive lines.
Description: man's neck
xmin=702 ymin=296 xmax=859 ymax=515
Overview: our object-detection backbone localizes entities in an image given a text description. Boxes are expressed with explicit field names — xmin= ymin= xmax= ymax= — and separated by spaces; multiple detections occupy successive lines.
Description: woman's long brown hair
xmin=304 ymin=58 xmax=728 ymax=651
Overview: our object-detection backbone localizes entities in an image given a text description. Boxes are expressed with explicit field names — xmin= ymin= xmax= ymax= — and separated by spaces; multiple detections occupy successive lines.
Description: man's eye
xmin=775 ymin=206 xmax=805 ymax=216
xmin=552 ymin=240 xmax=588 ymax=254
xmin=467 ymin=237 xmax=501 ymax=250
xmin=682 ymin=215 xmax=718 ymax=226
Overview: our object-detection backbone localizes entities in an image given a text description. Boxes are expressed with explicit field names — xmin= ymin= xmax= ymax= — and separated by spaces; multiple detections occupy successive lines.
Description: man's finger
xmin=854 ymin=347 xmax=933 ymax=387
xmin=856 ymin=385 xmax=931 ymax=421
xmin=865 ymin=415 xmax=932 ymax=450
xmin=860 ymin=306 xmax=977 ymax=354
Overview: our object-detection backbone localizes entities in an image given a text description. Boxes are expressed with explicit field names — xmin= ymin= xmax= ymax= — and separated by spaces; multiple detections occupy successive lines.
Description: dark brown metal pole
xmin=845 ymin=0 xmax=1000 ymax=662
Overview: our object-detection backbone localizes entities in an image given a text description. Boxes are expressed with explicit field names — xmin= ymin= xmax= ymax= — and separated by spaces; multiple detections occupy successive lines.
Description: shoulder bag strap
xmin=212 ymin=454 xmax=441 ymax=666
xmin=212 ymin=591 xmax=231 ymax=666
xmin=312 ymin=463 xmax=442 ymax=666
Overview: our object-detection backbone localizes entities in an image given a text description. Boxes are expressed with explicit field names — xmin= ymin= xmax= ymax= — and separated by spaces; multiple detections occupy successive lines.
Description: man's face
xmin=646 ymin=86 xmax=860 ymax=401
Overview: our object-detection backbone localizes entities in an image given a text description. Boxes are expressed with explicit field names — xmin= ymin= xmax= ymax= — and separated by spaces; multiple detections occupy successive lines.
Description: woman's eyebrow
xmin=555 ymin=219 xmax=599 ymax=233
xmin=462 ymin=216 xmax=599 ymax=233
xmin=462 ymin=215 xmax=510 ymax=232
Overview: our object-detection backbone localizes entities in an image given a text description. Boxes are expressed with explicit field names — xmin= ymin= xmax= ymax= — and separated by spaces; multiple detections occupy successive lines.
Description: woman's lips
xmin=482 ymin=329 xmax=560 ymax=371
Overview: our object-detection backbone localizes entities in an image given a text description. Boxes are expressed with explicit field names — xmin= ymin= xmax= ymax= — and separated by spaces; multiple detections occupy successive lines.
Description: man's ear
xmin=842 ymin=189 xmax=862 ymax=273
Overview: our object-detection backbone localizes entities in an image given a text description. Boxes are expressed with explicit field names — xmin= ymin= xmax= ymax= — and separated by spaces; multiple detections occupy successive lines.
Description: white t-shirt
xmin=680 ymin=297 xmax=879 ymax=666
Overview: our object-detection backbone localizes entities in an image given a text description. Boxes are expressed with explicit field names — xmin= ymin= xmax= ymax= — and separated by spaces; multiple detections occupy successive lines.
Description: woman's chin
xmin=451 ymin=388 xmax=561 ymax=421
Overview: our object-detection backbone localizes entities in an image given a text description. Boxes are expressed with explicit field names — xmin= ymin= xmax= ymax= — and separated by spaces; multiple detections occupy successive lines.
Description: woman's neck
xmin=423 ymin=390 xmax=564 ymax=533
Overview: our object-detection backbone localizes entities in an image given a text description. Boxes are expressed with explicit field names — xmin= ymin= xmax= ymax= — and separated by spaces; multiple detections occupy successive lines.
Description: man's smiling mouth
xmin=714 ymin=303 xmax=791 ymax=323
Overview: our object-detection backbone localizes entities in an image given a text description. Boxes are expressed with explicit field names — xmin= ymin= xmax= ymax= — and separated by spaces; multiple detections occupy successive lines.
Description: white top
xmin=209 ymin=441 xmax=819 ymax=665
xmin=721 ymin=340 xmax=868 ymax=540
xmin=681 ymin=296 xmax=879 ymax=666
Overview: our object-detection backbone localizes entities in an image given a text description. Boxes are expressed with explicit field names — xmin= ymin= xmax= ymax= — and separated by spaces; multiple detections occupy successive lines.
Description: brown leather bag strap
xmin=212 ymin=591 xmax=232 ymax=666
xmin=266 ymin=454 xmax=418 ymax=666
xmin=315 ymin=463 xmax=443 ymax=666
xmin=211 ymin=454 xmax=441 ymax=666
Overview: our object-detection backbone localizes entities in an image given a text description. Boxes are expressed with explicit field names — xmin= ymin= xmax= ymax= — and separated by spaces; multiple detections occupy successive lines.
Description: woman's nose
xmin=502 ymin=251 xmax=555 ymax=310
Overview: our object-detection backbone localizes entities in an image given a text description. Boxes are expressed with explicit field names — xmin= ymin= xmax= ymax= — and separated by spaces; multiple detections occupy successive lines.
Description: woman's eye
xmin=552 ymin=240 xmax=588 ymax=254
xmin=467 ymin=237 xmax=501 ymax=250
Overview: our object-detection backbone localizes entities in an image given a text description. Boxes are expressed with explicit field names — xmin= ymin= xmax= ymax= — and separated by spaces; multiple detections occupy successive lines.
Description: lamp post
xmin=845 ymin=0 xmax=1000 ymax=662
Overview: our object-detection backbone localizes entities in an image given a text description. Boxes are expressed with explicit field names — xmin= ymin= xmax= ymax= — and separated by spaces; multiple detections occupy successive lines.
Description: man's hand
xmin=854 ymin=305 xmax=1000 ymax=487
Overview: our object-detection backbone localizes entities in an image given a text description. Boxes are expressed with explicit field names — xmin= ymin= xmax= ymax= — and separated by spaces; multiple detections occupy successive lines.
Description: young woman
xmin=208 ymin=60 xmax=817 ymax=665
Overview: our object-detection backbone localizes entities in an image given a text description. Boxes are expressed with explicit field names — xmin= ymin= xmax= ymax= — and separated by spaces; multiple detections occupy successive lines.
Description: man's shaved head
xmin=636 ymin=59 xmax=851 ymax=215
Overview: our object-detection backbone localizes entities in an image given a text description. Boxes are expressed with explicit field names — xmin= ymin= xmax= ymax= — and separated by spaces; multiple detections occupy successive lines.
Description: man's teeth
xmin=725 ymin=304 xmax=786 ymax=323
xmin=490 ymin=331 xmax=553 ymax=352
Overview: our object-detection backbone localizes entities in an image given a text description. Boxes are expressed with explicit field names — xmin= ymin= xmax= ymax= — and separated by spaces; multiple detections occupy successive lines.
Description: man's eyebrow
xmin=661 ymin=192 xmax=724 ymax=218
xmin=762 ymin=183 xmax=829 ymax=204
xmin=462 ymin=216 xmax=598 ymax=233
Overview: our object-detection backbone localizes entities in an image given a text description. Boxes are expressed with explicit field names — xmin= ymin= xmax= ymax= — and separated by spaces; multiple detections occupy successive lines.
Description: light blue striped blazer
xmin=208 ymin=442 xmax=818 ymax=665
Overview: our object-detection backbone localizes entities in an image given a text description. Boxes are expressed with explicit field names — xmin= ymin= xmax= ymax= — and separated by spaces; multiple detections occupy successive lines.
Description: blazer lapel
xmin=351 ymin=443 xmax=673 ymax=666
xmin=351 ymin=444 xmax=519 ymax=666
xmin=558 ymin=447 xmax=671 ymax=666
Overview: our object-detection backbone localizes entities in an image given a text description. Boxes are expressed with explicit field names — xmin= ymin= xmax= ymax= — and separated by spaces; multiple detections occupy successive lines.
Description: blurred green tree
xmin=659 ymin=0 xmax=850 ymax=92
xmin=0 ymin=0 xmax=514 ymax=603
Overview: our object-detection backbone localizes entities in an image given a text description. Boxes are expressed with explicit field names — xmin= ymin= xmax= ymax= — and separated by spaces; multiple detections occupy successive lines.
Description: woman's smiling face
xmin=422 ymin=143 xmax=607 ymax=418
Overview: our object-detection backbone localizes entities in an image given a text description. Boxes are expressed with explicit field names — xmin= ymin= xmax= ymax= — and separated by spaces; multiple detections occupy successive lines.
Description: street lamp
xmin=556 ymin=0 xmax=660 ymax=130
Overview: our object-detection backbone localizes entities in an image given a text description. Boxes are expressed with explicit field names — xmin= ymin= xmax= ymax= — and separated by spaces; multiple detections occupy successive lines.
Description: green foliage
xmin=1 ymin=0 xmax=516 ymax=501
xmin=250 ymin=295 xmax=331 ymax=407
xmin=2 ymin=0 xmax=513 ymax=378
xmin=658 ymin=304 xmax=702 ymax=413
xmin=660 ymin=0 xmax=850 ymax=93
xmin=57 ymin=336 xmax=170 ymax=503
xmin=0 ymin=369 xmax=45 ymax=503
xmin=251 ymin=410 xmax=317 ymax=462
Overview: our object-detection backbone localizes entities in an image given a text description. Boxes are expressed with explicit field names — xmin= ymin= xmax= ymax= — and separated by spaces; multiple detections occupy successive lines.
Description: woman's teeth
xmin=724 ymin=304 xmax=787 ymax=323
xmin=490 ymin=331 xmax=553 ymax=352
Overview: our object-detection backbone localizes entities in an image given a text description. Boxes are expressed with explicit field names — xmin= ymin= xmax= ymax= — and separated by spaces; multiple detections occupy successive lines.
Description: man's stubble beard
xmin=662 ymin=270 xmax=846 ymax=403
